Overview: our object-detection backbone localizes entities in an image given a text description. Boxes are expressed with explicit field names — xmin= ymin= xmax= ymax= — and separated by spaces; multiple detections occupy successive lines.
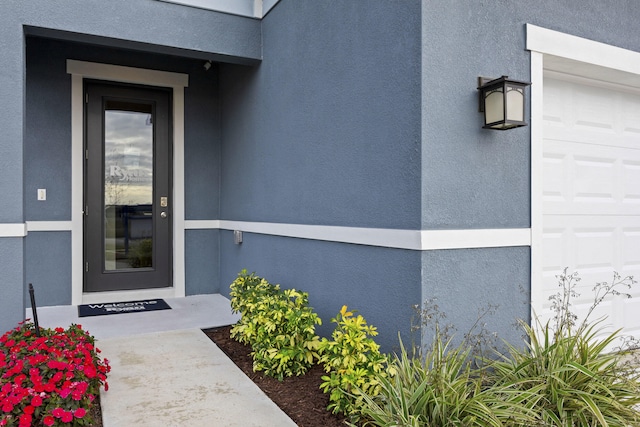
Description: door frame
xmin=526 ymin=24 xmax=640 ymax=322
xmin=68 ymin=60 xmax=188 ymax=304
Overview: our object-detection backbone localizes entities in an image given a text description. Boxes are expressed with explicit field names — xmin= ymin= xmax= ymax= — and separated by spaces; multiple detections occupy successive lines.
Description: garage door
xmin=538 ymin=71 xmax=640 ymax=339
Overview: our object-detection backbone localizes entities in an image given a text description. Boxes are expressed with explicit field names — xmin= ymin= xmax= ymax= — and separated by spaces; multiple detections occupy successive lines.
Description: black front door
xmin=84 ymin=82 xmax=172 ymax=292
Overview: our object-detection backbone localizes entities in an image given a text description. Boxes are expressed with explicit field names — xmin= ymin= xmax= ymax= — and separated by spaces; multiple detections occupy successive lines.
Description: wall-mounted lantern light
xmin=477 ymin=76 xmax=531 ymax=130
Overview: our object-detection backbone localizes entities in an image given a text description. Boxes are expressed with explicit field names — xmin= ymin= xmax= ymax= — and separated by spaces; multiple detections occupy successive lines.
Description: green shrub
xmin=229 ymin=270 xmax=322 ymax=380
xmin=229 ymin=270 xmax=280 ymax=346
xmin=489 ymin=270 xmax=640 ymax=426
xmin=318 ymin=306 xmax=391 ymax=422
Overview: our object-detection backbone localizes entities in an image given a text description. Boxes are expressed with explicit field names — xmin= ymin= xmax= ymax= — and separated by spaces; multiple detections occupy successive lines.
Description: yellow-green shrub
xmin=318 ymin=305 xmax=391 ymax=421
xmin=229 ymin=270 xmax=279 ymax=346
xmin=229 ymin=270 xmax=322 ymax=380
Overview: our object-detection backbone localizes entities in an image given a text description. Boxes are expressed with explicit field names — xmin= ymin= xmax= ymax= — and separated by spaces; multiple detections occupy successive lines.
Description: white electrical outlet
xmin=37 ymin=189 xmax=46 ymax=201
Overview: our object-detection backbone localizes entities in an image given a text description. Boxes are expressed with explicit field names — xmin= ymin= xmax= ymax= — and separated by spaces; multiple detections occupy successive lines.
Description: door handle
xmin=160 ymin=211 xmax=167 ymax=219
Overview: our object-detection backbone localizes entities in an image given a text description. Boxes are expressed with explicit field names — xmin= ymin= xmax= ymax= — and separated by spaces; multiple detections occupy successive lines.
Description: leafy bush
xmin=357 ymin=334 xmax=537 ymax=427
xmin=356 ymin=269 xmax=640 ymax=427
xmin=489 ymin=269 xmax=640 ymax=426
xmin=229 ymin=270 xmax=280 ymax=346
xmin=318 ymin=306 xmax=391 ymax=422
xmin=0 ymin=322 xmax=110 ymax=427
xmin=229 ymin=270 xmax=322 ymax=380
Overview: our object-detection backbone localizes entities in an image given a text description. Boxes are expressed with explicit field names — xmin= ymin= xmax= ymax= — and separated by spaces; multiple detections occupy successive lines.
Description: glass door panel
xmin=103 ymin=102 xmax=154 ymax=271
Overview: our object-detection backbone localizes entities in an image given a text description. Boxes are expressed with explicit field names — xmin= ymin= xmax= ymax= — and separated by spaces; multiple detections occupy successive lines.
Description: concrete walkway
xmin=98 ymin=329 xmax=297 ymax=427
xmin=28 ymin=295 xmax=297 ymax=426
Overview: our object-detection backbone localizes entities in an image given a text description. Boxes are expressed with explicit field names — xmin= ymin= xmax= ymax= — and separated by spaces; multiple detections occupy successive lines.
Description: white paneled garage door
xmin=538 ymin=71 xmax=640 ymax=339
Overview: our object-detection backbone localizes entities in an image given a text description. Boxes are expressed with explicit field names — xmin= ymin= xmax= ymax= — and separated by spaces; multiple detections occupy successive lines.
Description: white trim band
xmin=184 ymin=220 xmax=531 ymax=250
xmin=0 ymin=224 xmax=27 ymax=237
xmin=6 ymin=220 xmax=531 ymax=250
xmin=26 ymin=221 xmax=73 ymax=232
xmin=526 ymin=24 xmax=640 ymax=74
xmin=155 ymin=0 xmax=279 ymax=18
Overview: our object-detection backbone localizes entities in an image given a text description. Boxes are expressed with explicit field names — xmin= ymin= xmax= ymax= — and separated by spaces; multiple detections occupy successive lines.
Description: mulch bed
xmin=203 ymin=326 xmax=347 ymax=427
xmin=90 ymin=399 xmax=102 ymax=426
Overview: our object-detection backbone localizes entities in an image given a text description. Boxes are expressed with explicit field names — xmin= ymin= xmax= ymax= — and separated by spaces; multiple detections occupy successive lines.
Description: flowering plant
xmin=0 ymin=322 xmax=110 ymax=427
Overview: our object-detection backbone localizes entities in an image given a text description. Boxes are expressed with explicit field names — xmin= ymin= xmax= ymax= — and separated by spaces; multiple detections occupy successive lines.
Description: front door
xmin=84 ymin=82 xmax=172 ymax=292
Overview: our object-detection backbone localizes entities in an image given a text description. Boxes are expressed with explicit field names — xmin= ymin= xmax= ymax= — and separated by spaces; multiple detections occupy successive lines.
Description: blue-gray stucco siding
xmin=220 ymin=0 xmax=423 ymax=230
xmin=1 ymin=0 xmax=640 ymax=351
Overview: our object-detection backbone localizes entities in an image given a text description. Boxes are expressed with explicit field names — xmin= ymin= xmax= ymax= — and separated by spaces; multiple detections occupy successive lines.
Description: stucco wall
xmin=220 ymin=1 xmax=422 ymax=229
xmin=186 ymin=229 xmax=221 ymax=295
xmin=25 ymin=232 xmax=72 ymax=308
xmin=421 ymin=247 xmax=531 ymax=348
xmin=218 ymin=0 xmax=423 ymax=349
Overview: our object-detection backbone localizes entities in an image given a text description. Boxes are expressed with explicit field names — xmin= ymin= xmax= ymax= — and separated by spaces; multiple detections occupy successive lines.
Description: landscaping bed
xmin=204 ymin=325 xmax=346 ymax=427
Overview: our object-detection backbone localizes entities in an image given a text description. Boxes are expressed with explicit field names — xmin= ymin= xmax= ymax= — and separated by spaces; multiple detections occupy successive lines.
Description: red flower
xmin=59 ymin=387 xmax=72 ymax=398
xmin=31 ymin=395 xmax=43 ymax=407
xmin=61 ymin=410 xmax=73 ymax=423
xmin=18 ymin=413 xmax=32 ymax=427
xmin=1 ymin=322 xmax=110 ymax=425
xmin=74 ymin=407 xmax=86 ymax=418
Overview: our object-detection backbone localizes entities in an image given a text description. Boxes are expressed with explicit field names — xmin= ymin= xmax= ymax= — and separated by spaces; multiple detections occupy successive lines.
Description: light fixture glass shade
xmin=478 ymin=76 xmax=530 ymax=130
xmin=506 ymin=86 xmax=524 ymax=122
xmin=485 ymin=89 xmax=504 ymax=124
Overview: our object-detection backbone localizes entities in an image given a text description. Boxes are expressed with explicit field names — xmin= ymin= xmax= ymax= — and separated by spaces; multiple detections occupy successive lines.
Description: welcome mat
xmin=78 ymin=299 xmax=171 ymax=317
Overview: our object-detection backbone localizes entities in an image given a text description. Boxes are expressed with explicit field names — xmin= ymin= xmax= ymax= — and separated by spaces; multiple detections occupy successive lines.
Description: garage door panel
xmin=538 ymin=73 xmax=640 ymax=343
xmin=542 ymin=224 xmax=617 ymax=289
xmin=545 ymin=126 xmax=640 ymax=149
xmin=574 ymin=228 xmax=616 ymax=270
xmin=543 ymin=142 xmax=639 ymax=215
xmin=542 ymin=228 xmax=566 ymax=274
xmin=623 ymin=230 xmax=640 ymax=266
xmin=541 ymin=77 xmax=569 ymax=124
xmin=621 ymin=91 xmax=640 ymax=134
xmin=542 ymin=153 xmax=567 ymax=202
xmin=574 ymin=83 xmax=617 ymax=131
xmin=623 ymin=161 xmax=640 ymax=202
xmin=573 ymin=155 xmax=615 ymax=203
